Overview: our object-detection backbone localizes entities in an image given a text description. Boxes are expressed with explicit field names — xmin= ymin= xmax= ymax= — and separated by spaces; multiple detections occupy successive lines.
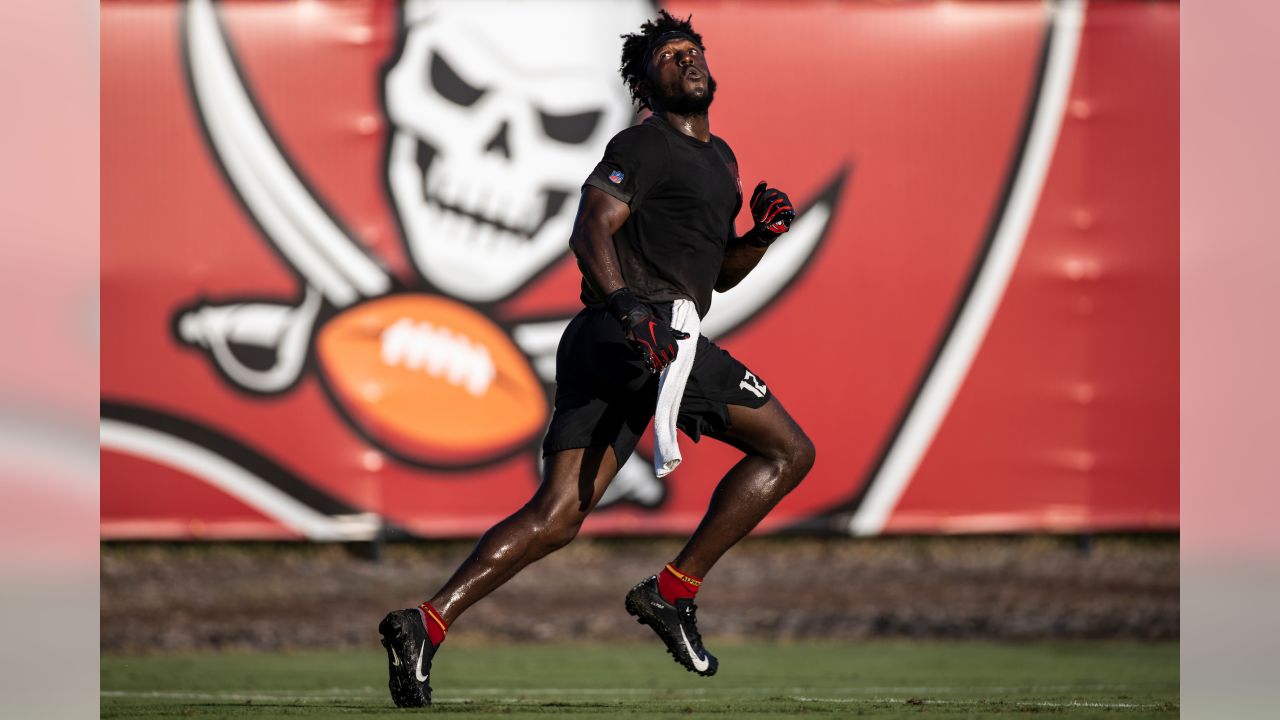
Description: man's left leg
xmin=625 ymin=395 xmax=814 ymax=675
xmin=670 ymin=396 xmax=815 ymax=575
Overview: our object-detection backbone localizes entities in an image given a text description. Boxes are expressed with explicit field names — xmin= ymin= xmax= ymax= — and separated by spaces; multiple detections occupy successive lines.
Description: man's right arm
xmin=568 ymin=186 xmax=631 ymax=299
xmin=568 ymin=186 xmax=688 ymax=373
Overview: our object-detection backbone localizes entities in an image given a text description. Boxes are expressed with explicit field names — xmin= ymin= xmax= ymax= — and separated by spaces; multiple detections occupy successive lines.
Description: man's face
xmin=646 ymin=38 xmax=716 ymax=114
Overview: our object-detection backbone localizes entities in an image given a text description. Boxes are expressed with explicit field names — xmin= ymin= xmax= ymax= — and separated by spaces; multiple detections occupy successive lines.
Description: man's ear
xmin=637 ymin=77 xmax=656 ymax=111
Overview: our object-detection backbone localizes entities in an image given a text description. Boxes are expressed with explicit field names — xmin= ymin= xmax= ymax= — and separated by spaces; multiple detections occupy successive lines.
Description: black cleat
xmin=624 ymin=575 xmax=718 ymax=677
xmin=378 ymin=609 xmax=439 ymax=707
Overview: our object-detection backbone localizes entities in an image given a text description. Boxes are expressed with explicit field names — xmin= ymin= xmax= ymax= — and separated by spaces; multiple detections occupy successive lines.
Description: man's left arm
xmin=715 ymin=238 xmax=767 ymax=292
xmin=715 ymin=181 xmax=795 ymax=292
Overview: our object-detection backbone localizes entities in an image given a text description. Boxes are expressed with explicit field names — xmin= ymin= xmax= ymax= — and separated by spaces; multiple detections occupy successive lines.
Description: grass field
xmin=102 ymin=641 xmax=1178 ymax=719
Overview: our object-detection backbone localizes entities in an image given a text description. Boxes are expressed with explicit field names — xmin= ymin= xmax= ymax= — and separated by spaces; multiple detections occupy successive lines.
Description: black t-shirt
xmin=580 ymin=115 xmax=742 ymax=318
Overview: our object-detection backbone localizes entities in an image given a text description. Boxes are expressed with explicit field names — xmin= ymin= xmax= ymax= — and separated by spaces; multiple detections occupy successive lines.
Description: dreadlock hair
xmin=619 ymin=10 xmax=705 ymax=111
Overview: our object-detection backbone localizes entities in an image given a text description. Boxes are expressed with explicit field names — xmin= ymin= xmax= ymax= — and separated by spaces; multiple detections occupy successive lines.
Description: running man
xmin=379 ymin=11 xmax=815 ymax=707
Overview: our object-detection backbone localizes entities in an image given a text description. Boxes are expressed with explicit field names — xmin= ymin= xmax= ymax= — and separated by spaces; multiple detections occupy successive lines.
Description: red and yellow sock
xmin=417 ymin=601 xmax=448 ymax=646
xmin=657 ymin=563 xmax=702 ymax=604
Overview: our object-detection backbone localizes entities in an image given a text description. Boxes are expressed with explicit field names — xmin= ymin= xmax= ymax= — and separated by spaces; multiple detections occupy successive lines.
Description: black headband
xmin=644 ymin=30 xmax=701 ymax=66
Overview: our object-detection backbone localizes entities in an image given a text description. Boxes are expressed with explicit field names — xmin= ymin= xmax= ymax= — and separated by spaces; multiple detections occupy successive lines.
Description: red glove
xmin=746 ymin=181 xmax=796 ymax=247
xmin=606 ymin=288 xmax=690 ymax=373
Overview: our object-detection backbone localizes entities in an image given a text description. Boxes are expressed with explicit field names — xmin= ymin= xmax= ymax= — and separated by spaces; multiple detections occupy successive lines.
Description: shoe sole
xmin=624 ymin=588 xmax=718 ymax=677
xmin=378 ymin=612 xmax=430 ymax=707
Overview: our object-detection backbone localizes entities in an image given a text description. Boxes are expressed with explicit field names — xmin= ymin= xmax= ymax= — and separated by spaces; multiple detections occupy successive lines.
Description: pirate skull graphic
xmin=385 ymin=0 xmax=640 ymax=302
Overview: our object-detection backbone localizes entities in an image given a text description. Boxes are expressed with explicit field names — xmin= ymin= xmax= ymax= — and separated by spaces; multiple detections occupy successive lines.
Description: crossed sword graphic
xmin=175 ymin=0 xmax=836 ymax=507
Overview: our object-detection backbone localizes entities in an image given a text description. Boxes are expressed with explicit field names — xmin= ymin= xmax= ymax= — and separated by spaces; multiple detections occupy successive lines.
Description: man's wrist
xmin=743 ymin=227 xmax=776 ymax=248
xmin=605 ymin=287 xmax=647 ymax=329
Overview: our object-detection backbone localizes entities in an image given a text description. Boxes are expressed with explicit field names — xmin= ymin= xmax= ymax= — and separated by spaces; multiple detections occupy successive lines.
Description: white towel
xmin=653 ymin=298 xmax=700 ymax=478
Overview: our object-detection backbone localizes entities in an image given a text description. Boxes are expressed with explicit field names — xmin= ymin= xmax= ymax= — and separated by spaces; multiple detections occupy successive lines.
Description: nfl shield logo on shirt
xmin=609 ymin=170 xmax=624 ymax=184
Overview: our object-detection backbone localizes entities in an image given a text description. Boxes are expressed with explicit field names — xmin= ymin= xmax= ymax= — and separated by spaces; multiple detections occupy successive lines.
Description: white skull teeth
xmin=418 ymin=140 xmax=567 ymax=242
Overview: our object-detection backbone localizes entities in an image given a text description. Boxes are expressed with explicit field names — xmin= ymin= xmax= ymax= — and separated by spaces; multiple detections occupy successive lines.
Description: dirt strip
xmin=101 ymin=535 xmax=1177 ymax=653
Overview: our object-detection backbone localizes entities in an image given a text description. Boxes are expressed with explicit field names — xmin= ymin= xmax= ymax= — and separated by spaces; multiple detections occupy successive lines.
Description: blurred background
xmin=102 ymin=0 xmax=1177 ymax=541
xmin=95 ymin=0 xmax=1183 ymax=716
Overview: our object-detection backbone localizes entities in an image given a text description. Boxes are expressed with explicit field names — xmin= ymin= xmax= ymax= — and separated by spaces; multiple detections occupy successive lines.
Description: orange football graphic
xmin=316 ymin=294 xmax=547 ymax=467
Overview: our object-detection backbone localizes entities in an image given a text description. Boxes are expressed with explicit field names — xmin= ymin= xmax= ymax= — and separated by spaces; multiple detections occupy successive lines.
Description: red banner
xmin=102 ymin=0 xmax=1178 ymax=539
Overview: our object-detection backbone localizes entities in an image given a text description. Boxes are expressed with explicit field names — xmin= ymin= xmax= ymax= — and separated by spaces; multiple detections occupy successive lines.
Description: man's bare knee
xmin=770 ymin=430 xmax=815 ymax=492
xmin=787 ymin=432 xmax=816 ymax=481
xmin=524 ymin=501 xmax=585 ymax=554
xmin=544 ymin=512 xmax=583 ymax=551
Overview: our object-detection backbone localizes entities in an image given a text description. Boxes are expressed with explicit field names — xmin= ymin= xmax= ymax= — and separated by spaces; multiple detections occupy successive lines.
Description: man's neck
xmin=654 ymin=109 xmax=711 ymax=143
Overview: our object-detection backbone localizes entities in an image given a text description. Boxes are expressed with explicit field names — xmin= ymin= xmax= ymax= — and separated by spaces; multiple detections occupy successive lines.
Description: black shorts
xmin=541 ymin=303 xmax=771 ymax=467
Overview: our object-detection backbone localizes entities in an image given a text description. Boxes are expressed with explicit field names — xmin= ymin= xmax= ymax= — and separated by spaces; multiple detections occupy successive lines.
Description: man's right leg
xmin=428 ymin=445 xmax=620 ymax=623
xmin=380 ymin=444 xmax=620 ymax=707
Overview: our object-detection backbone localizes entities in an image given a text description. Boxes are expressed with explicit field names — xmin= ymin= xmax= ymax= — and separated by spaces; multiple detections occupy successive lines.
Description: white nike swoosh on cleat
xmin=679 ymin=626 xmax=710 ymax=672
xmin=390 ymin=647 xmax=400 ymax=667
xmin=414 ymin=640 xmax=429 ymax=682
